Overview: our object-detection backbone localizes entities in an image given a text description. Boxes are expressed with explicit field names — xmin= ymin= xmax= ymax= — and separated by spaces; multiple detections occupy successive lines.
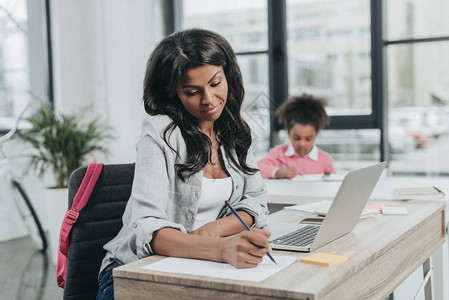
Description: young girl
xmin=97 ymin=29 xmax=270 ymax=299
xmin=257 ymin=94 xmax=335 ymax=179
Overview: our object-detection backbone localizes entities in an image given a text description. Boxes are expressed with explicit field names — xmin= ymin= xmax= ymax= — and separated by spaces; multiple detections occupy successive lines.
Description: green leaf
xmin=16 ymin=103 xmax=115 ymax=188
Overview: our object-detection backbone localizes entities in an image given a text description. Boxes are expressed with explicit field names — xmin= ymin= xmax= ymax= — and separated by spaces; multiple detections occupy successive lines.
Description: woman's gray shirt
xmin=99 ymin=114 xmax=268 ymax=274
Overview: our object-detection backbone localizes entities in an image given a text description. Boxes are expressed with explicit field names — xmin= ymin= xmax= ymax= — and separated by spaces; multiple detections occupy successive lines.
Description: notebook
xmin=267 ymin=162 xmax=387 ymax=252
xmin=394 ymin=186 xmax=445 ymax=200
xmin=314 ymin=206 xmax=377 ymax=219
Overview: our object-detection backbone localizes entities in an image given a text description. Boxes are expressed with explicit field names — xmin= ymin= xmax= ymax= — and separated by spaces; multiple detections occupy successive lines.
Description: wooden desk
xmin=113 ymin=200 xmax=445 ymax=300
xmin=266 ymin=175 xmax=449 ymax=300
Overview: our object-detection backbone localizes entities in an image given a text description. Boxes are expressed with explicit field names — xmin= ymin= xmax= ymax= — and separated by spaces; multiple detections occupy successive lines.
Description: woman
xmin=97 ymin=28 xmax=270 ymax=299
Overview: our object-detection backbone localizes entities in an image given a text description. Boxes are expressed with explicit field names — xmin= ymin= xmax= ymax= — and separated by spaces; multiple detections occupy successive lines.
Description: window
xmin=287 ymin=0 xmax=371 ymax=116
xmin=0 ymin=0 xmax=29 ymax=129
xmin=284 ymin=0 xmax=379 ymax=169
xmin=387 ymin=0 xmax=449 ymax=40
xmin=0 ymin=0 xmax=48 ymax=132
xmin=386 ymin=0 xmax=449 ymax=175
xmin=178 ymin=0 xmax=449 ymax=175
xmin=181 ymin=0 xmax=268 ymax=52
xmin=181 ymin=0 xmax=270 ymax=155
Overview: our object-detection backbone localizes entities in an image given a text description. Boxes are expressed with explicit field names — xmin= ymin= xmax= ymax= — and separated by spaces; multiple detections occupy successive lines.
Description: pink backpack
xmin=56 ymin=163 xmax=103 ymax=288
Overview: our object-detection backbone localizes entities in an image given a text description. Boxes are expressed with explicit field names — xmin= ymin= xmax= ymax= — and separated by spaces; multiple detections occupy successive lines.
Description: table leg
xmin=414 ymin=257 xmax=434 ymax=300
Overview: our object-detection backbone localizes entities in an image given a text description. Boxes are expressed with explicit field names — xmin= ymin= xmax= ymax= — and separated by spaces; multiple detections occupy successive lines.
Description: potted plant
xmin=18 ymin=102 xmax=114 ymax=264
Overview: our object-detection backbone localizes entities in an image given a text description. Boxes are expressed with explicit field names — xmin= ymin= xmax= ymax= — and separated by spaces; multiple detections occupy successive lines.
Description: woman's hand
xmin=191 ymin=210 xmax=253 ymax=238
xmin=275 ymin=166 xmax=298 ymax=179
xmin=190 ymin=222 xmax=222 ymax=237
xmin=220 ymin=228 xmax=272 ymax=268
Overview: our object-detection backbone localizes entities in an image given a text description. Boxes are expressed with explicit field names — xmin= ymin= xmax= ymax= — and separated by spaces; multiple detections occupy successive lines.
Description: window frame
xmin=257 ymin=1 xmax=389 ymax=161
xmin=175 ymin=0 xmax=449 ymax=167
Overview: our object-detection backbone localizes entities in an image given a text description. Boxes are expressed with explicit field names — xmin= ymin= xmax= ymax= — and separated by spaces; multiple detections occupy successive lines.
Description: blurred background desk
xmin=264 ymin=176 xmax=449 ymax=205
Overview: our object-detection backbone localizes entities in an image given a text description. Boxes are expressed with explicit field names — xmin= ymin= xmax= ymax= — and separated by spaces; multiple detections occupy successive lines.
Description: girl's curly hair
xmin=275 ymin=93 xmax=330 ymax=133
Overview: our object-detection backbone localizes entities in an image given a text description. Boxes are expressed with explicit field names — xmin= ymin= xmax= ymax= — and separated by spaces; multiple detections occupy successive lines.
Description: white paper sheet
xmin=291 ymin=173 xmax=346 ymax=182
xmin=141 ymin=255 xmax=297 ymax=282
xmin=284 ymin=200 xmax=332 ymax=213
xmin=382 ymin=206 xmax=408 ymax=215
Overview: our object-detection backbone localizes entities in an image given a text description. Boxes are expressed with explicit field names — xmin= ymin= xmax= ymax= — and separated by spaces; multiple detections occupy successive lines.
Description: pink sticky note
xmin=365 ymin=203 xmax=384 ymax=213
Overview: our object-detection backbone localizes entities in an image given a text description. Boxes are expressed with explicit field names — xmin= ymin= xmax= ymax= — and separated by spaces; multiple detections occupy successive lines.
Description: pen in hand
xmin=224 ymin=200 xmax=277 ymax=265
xmin=276 ymin=158 xmax=302 ymax=176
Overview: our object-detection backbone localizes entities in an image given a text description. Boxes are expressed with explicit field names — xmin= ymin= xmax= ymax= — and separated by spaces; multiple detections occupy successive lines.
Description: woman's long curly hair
xmin=143 ymin=28 xmax=257 ymax=180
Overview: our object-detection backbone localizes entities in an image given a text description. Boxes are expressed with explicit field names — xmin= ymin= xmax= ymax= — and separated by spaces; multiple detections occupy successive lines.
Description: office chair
xmin=63 ymin=163 xmax=135 ymax=300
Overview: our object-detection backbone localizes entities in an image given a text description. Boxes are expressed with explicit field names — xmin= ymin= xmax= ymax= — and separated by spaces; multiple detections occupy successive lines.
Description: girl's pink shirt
xmin=256 ymin=144 xmax=336 ymax=178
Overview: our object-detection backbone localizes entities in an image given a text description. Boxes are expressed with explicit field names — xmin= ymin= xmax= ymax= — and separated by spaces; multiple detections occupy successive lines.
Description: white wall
xmin=51 ymin=0 xmax=165 ymax=163
xmin=0 ymin=0 xmax=165 ymax=242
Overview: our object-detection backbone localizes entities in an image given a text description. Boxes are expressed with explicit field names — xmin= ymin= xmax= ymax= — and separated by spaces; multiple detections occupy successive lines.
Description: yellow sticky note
xmin=300 ymin=253 xmax=348 ymax=266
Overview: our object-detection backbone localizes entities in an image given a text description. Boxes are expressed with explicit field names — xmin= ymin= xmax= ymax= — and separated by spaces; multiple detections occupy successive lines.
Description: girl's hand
xmin=220 ymin=228 xmax=272 ymax=268
xmin=275 ymin=166 xmax=298 ymax=178
xmin=190 ymin=222 xmax=222 ymax=237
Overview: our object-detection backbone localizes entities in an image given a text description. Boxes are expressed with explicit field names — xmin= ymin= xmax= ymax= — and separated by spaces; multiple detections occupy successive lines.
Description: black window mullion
xmin=268 ymin=0 xmax=288 ymax=147
xmin=371 ymin=0 xmax=388 ymax=162
xmin=235 ymin=50 xmax=269 ymax=56
xmin=326 ymin=115 xmax=378 ymax=129
xmin=385 ymin=36 xmax=449 ymax=45
xmin=162 ymin=0 xmax=176 ymax=36
xmin=44 ymin=0 xmax=54 ymax=105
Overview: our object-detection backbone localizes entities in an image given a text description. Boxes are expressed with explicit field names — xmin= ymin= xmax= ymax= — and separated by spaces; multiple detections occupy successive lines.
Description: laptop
xmin=268 ymin=161 xmax=387 ymax=252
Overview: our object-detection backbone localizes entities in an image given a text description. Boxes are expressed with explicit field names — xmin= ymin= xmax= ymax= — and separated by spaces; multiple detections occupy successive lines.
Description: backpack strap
xmin=59 ymin=163 xmax=103 ymax=256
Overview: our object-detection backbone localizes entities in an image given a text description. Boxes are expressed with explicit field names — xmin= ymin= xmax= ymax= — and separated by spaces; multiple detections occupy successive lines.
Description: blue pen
xmin=276 ymin=158 xmax=302 ymax=176
xmin=224 ymin=200 xmax=277 ymax=265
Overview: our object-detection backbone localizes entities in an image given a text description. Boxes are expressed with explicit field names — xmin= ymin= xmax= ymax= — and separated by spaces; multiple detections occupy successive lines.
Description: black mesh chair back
xmin=63 ymin=163 xmax=134 ymax=300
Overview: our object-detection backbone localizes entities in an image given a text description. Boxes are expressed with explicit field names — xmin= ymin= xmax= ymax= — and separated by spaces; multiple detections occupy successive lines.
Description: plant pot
xmin=44 ymin=188 xmax=68 ymax=265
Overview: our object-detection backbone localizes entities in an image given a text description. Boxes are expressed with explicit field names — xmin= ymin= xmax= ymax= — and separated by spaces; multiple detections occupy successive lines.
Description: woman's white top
xmin=192 ymin=177 xmax=233 ymax=230
xmin=100 ymin=115 xmax=268 ymax=273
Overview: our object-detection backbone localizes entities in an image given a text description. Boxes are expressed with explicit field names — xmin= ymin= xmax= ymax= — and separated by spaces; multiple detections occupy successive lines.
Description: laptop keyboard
xmin=271 ymin=225 xmax=320 ymax=247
